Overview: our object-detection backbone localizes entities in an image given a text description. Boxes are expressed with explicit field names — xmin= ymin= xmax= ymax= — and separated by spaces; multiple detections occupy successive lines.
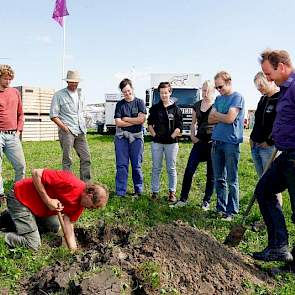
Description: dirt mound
xmin=22 ymin=222 xmax=272 ymax=295
xmin=132 ymin=222 xmax=271 ymax=294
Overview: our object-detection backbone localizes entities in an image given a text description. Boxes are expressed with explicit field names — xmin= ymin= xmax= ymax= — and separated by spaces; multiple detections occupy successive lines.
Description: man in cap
xmin=50 ymin=70 xmax=91 ymax=181
xmin=0 ymin=65 xmax=26 ymax=205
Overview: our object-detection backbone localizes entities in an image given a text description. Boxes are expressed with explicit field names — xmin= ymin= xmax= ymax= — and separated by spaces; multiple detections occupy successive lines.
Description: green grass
xmin=1 ymin=132 xmax=295 ymax=293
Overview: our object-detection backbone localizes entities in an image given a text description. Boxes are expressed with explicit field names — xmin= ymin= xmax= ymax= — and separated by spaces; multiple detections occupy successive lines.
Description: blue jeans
xmin=180 ymin=141 xmax=214 ymax=202
xmin=115 ymin=136 xmax=144 ymax=196
xmin=211 ymin=141 xmax=240 ymax=215
xmin=255 ymin=151 xmax=295 ymax=248
xmin=151 ymin=142 xmax=178 ymax=193
xmin=0 ymin=133 xmax=26 ymax=194
xmin=251 ymin=144 xmax=275 ymax=177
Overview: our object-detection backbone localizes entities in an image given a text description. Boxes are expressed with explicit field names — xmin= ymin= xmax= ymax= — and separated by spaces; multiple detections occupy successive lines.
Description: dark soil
xmin=21 ymin=221 xmax=272 ymax=295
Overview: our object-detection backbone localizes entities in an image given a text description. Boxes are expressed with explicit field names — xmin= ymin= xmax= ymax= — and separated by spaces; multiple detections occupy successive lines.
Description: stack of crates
xmin=15 ymin=86 xmax=58 ymax=142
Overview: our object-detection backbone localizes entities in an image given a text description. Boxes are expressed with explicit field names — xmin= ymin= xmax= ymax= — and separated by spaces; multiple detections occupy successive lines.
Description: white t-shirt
xmin=67 ymin=90 xmax=79 ymax=112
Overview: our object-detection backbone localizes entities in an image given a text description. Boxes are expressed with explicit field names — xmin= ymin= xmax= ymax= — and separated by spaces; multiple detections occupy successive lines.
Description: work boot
xmin=168 ymin=191 xmax=177 ymax=204
xmin=251 ymin=220 xmax=266 ymax=232
xmin=0 ymin=210 xmax=16 ymax=232
xmin=0 ymin=193 xmax=6 ymax=207
xmin=252 ymin=245 xmax=293 ymax=262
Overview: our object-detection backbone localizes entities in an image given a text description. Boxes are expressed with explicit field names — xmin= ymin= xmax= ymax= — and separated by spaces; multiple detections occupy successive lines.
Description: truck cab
xmin=145 ymin=73 xmax=201 ymax=137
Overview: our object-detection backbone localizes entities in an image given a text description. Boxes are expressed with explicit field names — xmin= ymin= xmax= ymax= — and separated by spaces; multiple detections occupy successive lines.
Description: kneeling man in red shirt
xmin=2 ymin=169 xmax=108 ymax=251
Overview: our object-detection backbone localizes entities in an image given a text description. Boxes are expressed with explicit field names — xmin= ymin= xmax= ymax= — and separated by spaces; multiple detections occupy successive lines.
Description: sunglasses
xmin=215 ymin=85 xmax=225 ymax=90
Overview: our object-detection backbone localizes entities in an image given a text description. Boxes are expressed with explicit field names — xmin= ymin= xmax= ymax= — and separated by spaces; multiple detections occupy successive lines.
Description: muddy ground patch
xmin=22 ymin=222 xmax=272 ymax=294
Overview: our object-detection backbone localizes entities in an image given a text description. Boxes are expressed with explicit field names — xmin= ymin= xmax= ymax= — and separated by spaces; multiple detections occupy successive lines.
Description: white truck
xmin=97 ymin=93 xmax=121 ymax=134
xmin=145 ymin=73 xmax=202 ymax=137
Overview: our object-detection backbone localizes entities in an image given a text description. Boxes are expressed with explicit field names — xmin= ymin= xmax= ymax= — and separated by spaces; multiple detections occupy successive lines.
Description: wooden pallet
xmin=15 ymin=86 xmax=55 ymax=115
xmin=22 ymin=114 xmax=58 ymax=142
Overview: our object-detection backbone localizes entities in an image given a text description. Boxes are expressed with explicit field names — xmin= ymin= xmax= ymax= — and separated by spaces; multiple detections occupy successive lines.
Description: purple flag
xmin=52 ymin=0 xmax=69 ymax=27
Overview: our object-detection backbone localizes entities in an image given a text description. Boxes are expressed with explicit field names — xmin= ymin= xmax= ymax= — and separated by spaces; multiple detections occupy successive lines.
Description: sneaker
xmin=253 ymin=245 xmax=293 ymax=262
xmin=168 ymin=191 xmax=177 ymax=203
xmin=221 ymin=214 xmax=233 ymax=222
xmin=116 ymin=194 xmax=125 ymax=198
xmin=151 ymin=192 xmax=159 ymax=200
xmin=170 ymin=200 xmax=187 ymax=208
xmin=131 ymin=192 xmax=142 ymax=199
xmin=201 ymin=201 xmax=210 ymax=211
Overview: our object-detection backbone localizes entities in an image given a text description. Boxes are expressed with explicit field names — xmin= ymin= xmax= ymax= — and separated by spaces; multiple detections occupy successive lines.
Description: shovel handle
xmin=242 ymin=148 xmax=278 ymax=223
xmin=57 ymin=212 xmax=70 ymax=249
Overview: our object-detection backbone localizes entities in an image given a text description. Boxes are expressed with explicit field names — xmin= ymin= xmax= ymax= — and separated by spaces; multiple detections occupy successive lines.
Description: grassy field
xmin=1 ymin=132 xmax=295 ymax=294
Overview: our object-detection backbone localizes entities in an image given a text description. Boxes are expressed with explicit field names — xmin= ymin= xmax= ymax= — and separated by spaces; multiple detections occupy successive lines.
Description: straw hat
xmin=64 ymin=70 xmax=80 ymax=82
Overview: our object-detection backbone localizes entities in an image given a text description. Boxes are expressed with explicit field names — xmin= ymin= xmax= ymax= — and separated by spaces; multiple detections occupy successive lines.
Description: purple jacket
xmin=272 ymin=72 xmax=295 ymax=150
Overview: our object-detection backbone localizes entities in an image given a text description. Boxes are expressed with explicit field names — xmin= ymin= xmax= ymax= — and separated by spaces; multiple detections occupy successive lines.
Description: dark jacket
xmin=250 ymin=92 xmax=278 ymax=145
xmin=193 ymin=100 xmax=215 ymax=142
xmin=147 ymin=100 xmax=183 ymax=144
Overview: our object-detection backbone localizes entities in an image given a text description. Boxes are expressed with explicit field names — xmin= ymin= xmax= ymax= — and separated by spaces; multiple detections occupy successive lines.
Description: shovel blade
xmin=224 ymin=224 xmax=247 ymax=247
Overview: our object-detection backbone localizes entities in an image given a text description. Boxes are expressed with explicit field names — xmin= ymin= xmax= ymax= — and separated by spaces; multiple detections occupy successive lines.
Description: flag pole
xmin=62 ymin=17 xmax=66 ymax=87
xmin=52 ymin=0 xmax=69 ymax=87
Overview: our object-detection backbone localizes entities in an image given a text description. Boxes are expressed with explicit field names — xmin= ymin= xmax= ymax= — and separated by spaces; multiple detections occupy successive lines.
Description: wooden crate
xmin=39 ymin=87 xmax=55 ymax=96
xmin=40 ymin=115 xmax=58 ymax=141
xmin=40 ymin=96 xmax=53 ymax=114
xmin=15 ymin=86 xmax=40 ymax=96
xmin=22 ymin=115 xmax=58 ymax=142
xmin=22 ymin=95 xmax=41 ymax=114
xmin=15 ymin=86 xmax=55 ymax=115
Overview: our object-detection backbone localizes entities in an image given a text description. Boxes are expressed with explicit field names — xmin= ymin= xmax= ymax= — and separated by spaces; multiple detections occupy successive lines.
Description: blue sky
xmin=2 ymin=0 xmax=295 ymax=110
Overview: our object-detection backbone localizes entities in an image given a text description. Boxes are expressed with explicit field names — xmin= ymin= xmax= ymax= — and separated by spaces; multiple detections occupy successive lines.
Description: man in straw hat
xmin=50 ymin=70 xmax=91 ymax=182
xmin=0 ymin=65 xmax=26 ymax=206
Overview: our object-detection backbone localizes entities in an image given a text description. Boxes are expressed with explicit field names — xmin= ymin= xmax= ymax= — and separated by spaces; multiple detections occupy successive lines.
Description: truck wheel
xmin=97 ymin=124 xmax=104 ymax=134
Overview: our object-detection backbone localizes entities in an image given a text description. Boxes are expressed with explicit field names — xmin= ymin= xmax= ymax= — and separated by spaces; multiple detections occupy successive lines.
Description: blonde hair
xmin=214 ymin=71 xmax=231 ymax=83
xmin=254 ymin=71 xmax=278 ymax=90
xmin=254 ymin=72 xmax=268 ymax=86
xmin=202 ymin=80 xmax=215 ymax=95
xmin=0 ymin=65 xmax=14 ymax=79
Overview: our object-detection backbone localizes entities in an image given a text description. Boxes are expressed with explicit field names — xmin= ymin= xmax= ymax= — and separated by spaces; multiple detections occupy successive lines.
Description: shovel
xmin=57 ymin=212 xmax=71 ymax=249
xmin=224 ymin=147 xmax=278 ymax=247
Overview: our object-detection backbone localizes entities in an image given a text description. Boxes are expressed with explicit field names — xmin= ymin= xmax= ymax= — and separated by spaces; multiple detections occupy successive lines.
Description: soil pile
xmin=132 ymin=223 xmax=271 ymax=294
xmin=22 ymin=222 xmax=271 ymax=295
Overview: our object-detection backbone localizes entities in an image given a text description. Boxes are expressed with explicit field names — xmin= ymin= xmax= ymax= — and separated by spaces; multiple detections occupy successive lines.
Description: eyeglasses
xmin=215 ymin=85 xmax=225 ymax=90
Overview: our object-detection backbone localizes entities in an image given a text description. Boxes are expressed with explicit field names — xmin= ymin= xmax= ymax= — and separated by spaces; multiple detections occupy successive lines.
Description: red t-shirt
xmin=0 ymin=87 xmax=24 ymax=131
xmin=14 ymin=169 xmax=85 ymax=222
